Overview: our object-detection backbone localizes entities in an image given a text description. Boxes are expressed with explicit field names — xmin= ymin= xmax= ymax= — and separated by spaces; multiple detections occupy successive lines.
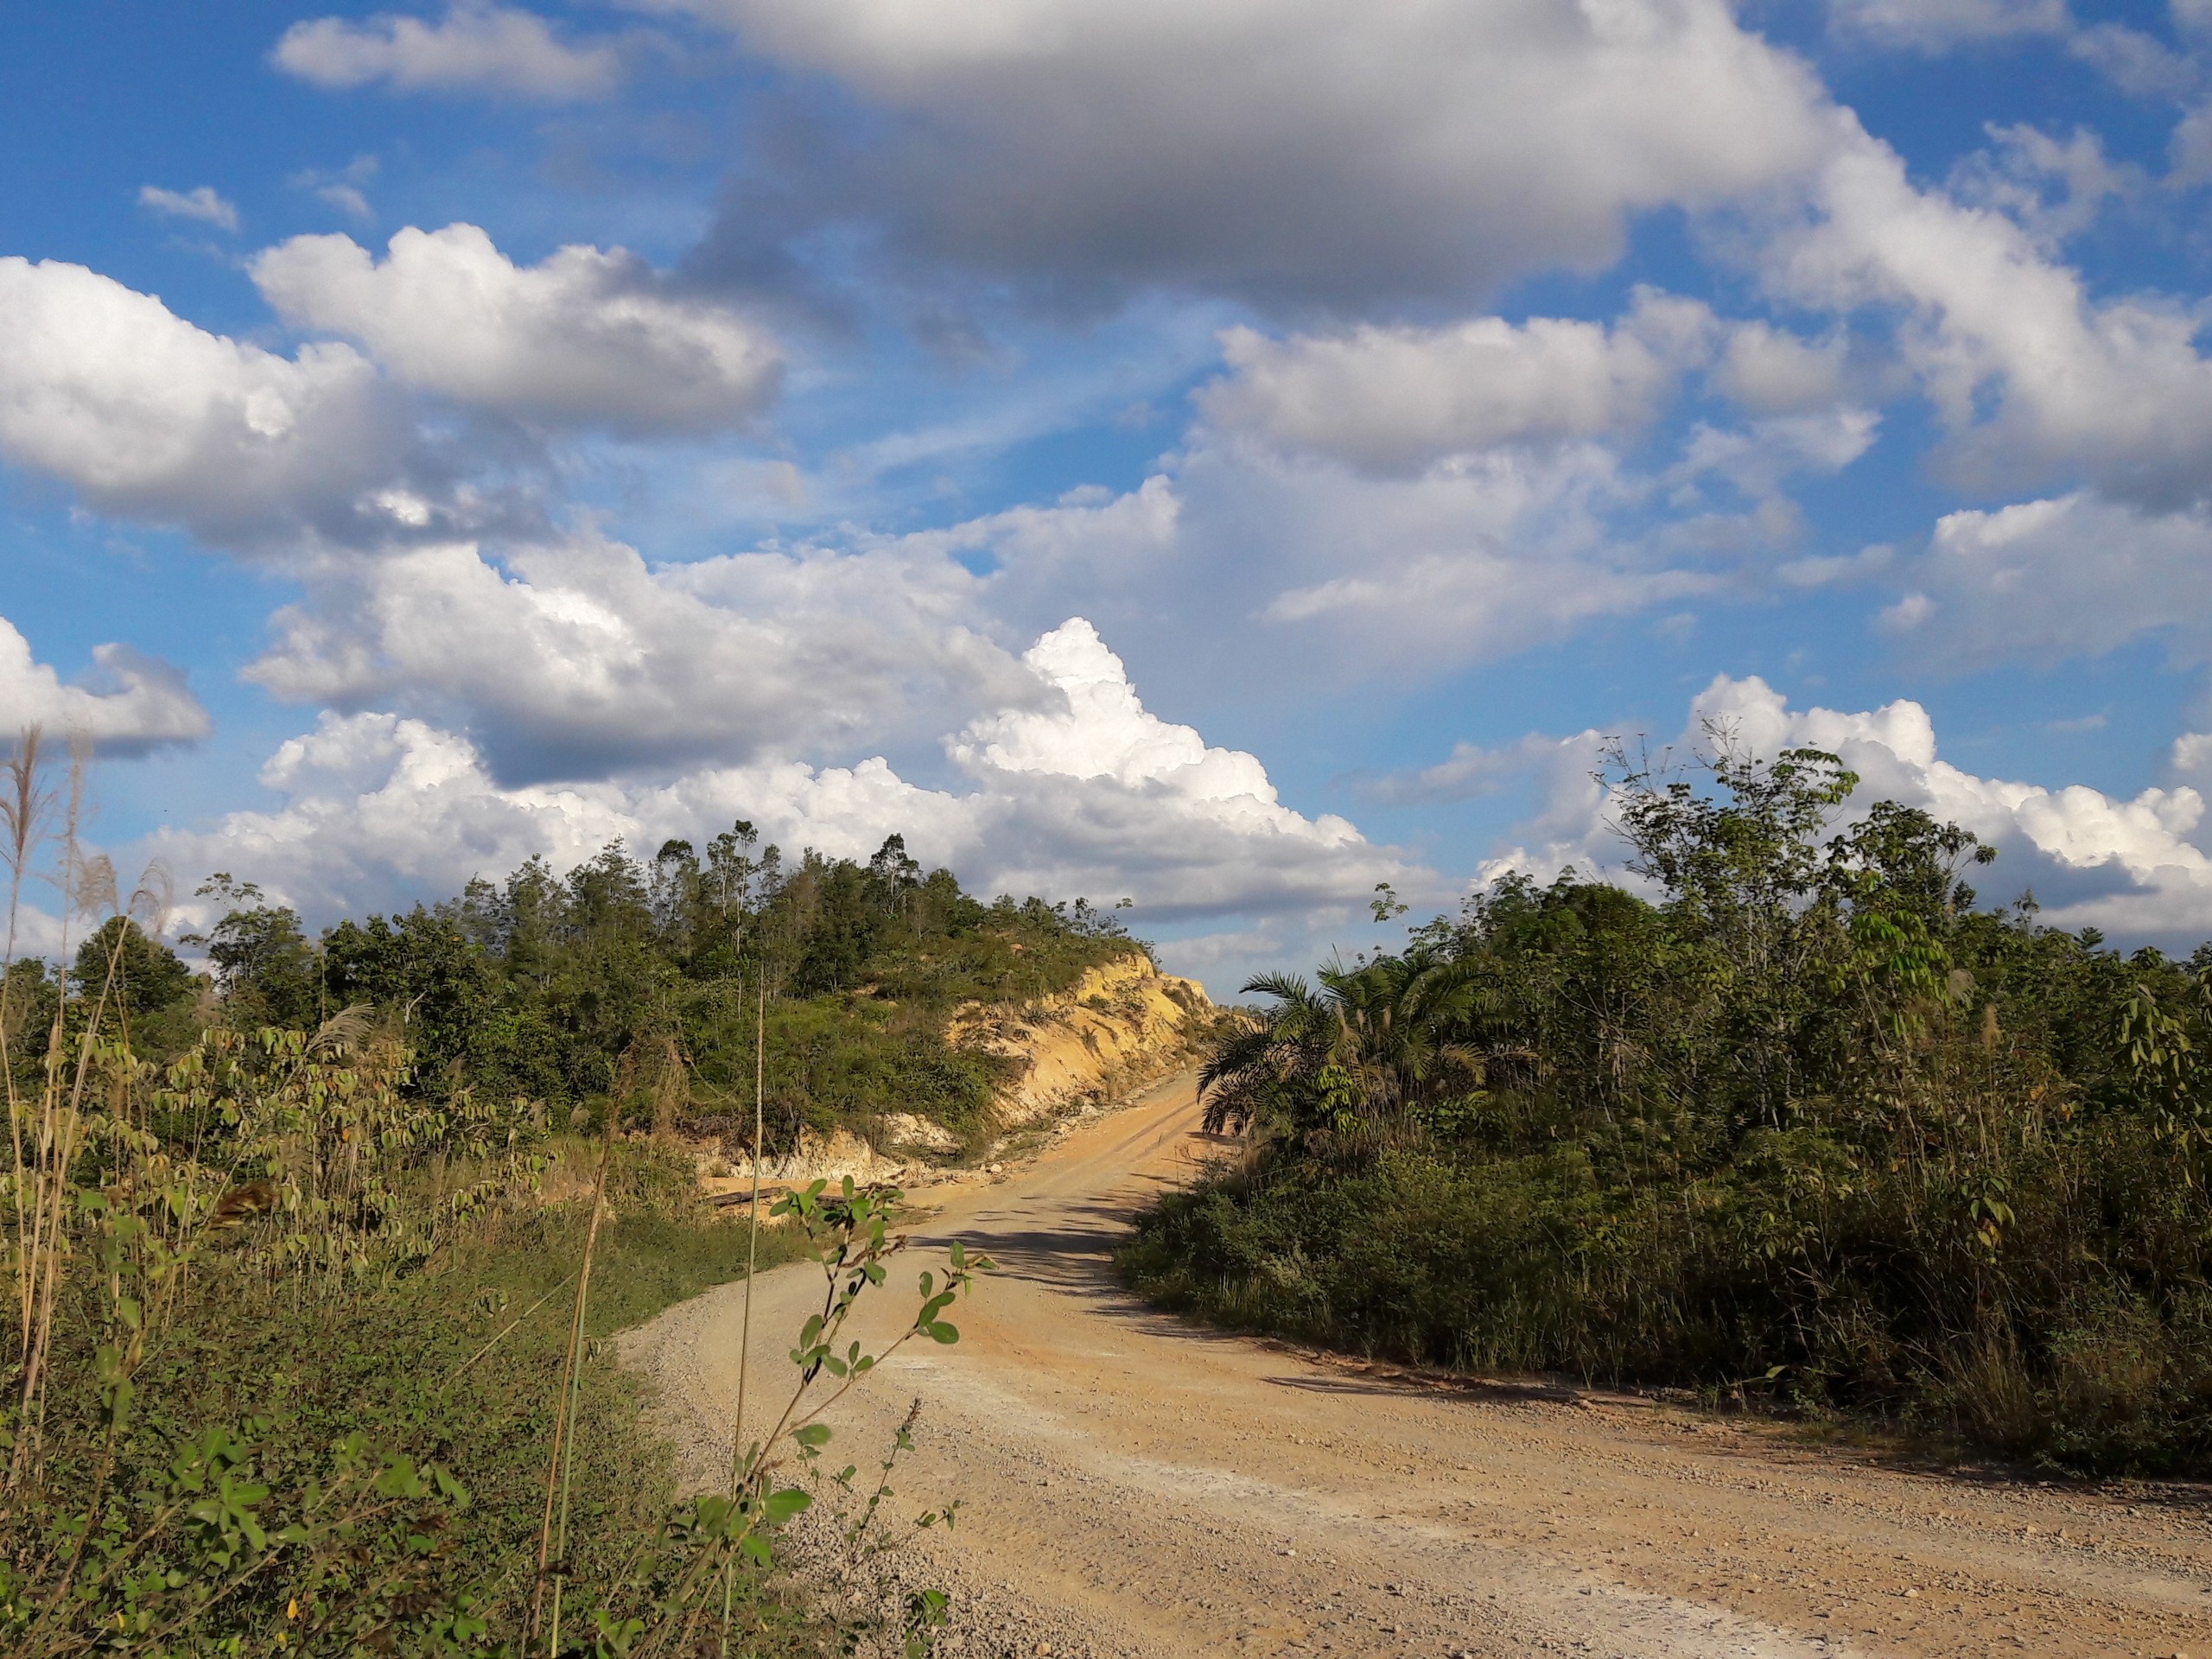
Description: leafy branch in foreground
xmin=547 ymin=1175 xmax=989 ymax=1659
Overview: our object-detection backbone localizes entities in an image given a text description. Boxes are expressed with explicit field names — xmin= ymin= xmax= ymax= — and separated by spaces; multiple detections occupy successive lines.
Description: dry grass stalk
xmin=528 ymin=1113 xmax=620 ymax=1653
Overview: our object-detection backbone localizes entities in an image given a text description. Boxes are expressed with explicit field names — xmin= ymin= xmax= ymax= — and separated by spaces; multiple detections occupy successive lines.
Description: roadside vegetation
xmin=1124 ymin=736 xmax=2212 ymax=1474
xmin=0 ymin=734 xmax=1016 ymax=1654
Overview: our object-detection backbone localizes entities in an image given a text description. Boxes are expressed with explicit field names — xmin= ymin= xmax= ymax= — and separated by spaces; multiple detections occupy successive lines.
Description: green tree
xmin=181 ymin=874 xmax=319 ymax=1029
xmin=1200 ymin=950 xmax=1483 ymax=1140
xmin=68 ymin=915 xmax=197 ymax=1020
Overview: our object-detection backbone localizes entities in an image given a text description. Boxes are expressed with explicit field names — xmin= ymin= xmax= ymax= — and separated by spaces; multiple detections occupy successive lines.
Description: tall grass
xmin=0 ymin=731 xmax=984 ymax=1655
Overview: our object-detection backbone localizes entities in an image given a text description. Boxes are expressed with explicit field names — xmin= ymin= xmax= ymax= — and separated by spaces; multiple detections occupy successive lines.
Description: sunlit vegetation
xmin=1126 ymin=740 xmax=2212 ymax=1473
xmin=61 ymin=827 xmax=1144 ymax=1158
xmin=0 ymin=733 xmax=1088 ymax=1653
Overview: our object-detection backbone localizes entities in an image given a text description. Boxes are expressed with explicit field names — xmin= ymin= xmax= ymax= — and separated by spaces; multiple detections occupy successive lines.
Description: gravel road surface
xmin=623 ymin=1071 xmax=2212 ymax=1658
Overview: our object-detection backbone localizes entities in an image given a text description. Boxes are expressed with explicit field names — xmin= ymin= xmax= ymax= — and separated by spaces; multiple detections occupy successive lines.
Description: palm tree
xmin=1200 ymin=950 xmax=1486 ymax=1141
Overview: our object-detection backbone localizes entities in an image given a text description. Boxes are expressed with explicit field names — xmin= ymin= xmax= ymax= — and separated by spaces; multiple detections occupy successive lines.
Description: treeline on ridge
xmin=1125 ymin=741 xmax=2212 ymax=1473
xmin=22 ymin=825 xmax=1146 ymax=1157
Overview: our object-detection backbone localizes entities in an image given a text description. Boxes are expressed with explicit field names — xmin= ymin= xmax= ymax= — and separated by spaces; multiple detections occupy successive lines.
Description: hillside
xmin=85 ymin=826 xmax=1202 ymax=1161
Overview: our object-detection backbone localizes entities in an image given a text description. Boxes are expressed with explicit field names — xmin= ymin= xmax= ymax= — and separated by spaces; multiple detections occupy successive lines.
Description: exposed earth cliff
xmin=949 ymin=953 xmax=1211 ymax=1124
xmin=697 ymin=952 xmax=1211 ymax=1196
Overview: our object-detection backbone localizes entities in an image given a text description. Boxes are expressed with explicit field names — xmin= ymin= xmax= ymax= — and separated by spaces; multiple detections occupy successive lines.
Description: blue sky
xmin=5 ymin=0 xmax=2212 ymax=988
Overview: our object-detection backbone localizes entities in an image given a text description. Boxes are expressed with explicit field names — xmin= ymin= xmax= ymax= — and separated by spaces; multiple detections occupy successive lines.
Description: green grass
xmin=10 ymin=1182 xmax=819 ymax=1656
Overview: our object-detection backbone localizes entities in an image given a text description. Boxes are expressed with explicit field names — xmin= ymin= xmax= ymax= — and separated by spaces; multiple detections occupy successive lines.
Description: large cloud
xmin=894 ymin=442 xmax=1718 ymax=683
xmin=246 ymin=531 xmax=1026 ymax=781
xmin=0 ymin=619 xmax=209 ymax=754
xmin=1685 ymin=675 xmax=2212 ymax=938
xmin=273 ymin=3 xmax=625 ymax=100
xmin=251 ymin=225 xmax=781 ymax=433
xmin=156 ymin=619 xmax=1421 ymax=990
xmin=0 ymin=257 xmax=458 ymax=548
xmin=673 ymin=0 xmax=1834 ymax=308
xmin=750 ymin=392 xmax=1878 ymax=707
xmin=245 ymin=414 xmax=1830 ymax=789
xmin=980 ymin=410 xmax=1881 ymax=683
xmin=1763 ymin=126 xmax=2212 ymax=509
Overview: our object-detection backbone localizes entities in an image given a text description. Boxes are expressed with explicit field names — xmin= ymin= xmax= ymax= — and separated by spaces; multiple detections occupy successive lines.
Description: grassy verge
xmin=8 ymin=1164 xmax=820 ymax=1656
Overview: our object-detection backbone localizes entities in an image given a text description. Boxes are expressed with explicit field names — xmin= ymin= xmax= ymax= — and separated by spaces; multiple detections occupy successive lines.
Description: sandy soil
xmin=624 ymin=1071 xmax=2212 ymax=1659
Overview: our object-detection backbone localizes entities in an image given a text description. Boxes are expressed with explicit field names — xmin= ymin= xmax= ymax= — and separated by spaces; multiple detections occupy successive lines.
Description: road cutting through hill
xmin=625 ymin=1071 xmax=2212 ymax=1658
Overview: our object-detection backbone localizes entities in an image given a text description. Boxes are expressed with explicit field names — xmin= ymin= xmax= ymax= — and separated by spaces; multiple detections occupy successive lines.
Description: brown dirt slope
xmin=950 ymin=954 xmax=1210 ymax=1125
xmin=624 ymin=1072 xmax=2212 ymax=1659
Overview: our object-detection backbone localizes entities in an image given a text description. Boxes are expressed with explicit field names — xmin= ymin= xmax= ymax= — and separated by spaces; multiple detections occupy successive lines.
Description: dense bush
xmin=1126 ymin=741 xmax=2212 ymax=1472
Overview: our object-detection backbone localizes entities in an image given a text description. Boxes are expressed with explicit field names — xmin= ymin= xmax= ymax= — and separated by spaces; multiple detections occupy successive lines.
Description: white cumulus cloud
xmin=251 ymin=224 xmax=781 ymax=433
xmin=273 ymin=3 xmax=624 ymax=100
xmin=0 ymin=619 xmax=209 ymax=754
xmin=0 ymin=256 xmax=453 ymax=548
xmin=1462 ymin=675 xmax=2212 ymax=943
xmin=245 ymin=531 xmax=1025 ymax=781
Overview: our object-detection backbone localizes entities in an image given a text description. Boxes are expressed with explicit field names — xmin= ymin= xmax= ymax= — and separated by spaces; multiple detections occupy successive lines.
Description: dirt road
xmin=626 ymin=1071 xmax=2212 ymax=1658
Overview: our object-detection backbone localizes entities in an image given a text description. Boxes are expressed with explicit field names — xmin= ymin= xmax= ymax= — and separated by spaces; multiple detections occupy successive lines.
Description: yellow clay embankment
xmin=690 ymin=951 xmax=1211 ymax=1198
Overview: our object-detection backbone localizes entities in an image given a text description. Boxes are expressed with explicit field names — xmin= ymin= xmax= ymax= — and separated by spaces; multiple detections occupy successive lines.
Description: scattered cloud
xmin=319 ymin=186 xmax=373 ymax=222
xmin=2077 ymin=22 xmax=2198 ymax=102
xmin=289 ymin=156 xmax=382 ymax=225
xmin=1885 ymin=493 xmax=2212 ymax=668
xmin=1198 ymin=291 xmax=1716 ymax=475
xmin=272 ymin=3 xmax=625 ymax=101
xmin=1777 ymin=542 xmax=1894 ymax=588
xmin=0 ymin=617 xmax=209 ymax=754
xmin=251 ymin=224 xmax=782 ymax=433
xmin=1826 ymin=0 xmax=2070 ymax=52
xmin=1948 ymin=123 xmax=2141 ymax=248
xmin=28 ymin=0 xmax=2212 ymax=985
xmin=1362 ymin=731 xmax=1591 ymax=809
xmin=137 ymin=185 xmax=239 ymax=232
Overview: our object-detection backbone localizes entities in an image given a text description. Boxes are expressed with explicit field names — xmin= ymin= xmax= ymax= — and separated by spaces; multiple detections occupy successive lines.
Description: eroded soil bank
xmin=626 ymin=1072 xmax=2212 ymax=1659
